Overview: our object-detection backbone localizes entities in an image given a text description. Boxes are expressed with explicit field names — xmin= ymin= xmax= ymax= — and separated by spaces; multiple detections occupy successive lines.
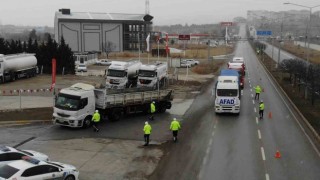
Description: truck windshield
xmin=139 ymin=70 xmax=156 ymax=77
xmin=107 ymin=69 xmax=126 ymax=77
xmin=217 ymin=89 xmax=238 ymax=97
xmin=55 ymin=93 xmax=81 ymax=111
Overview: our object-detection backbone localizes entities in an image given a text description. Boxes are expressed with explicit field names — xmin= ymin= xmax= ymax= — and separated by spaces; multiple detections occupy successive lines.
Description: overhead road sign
xmin=220 ymin=22 xmax=233 ymax=26
xmin=179 ymin=35 xmax=190 ymax=40
xmin=256 ymin=31 xmax=272 ymax=36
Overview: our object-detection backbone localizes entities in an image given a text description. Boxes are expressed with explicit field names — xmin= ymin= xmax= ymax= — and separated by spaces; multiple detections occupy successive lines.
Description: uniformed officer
xmin=143 ymin=121 xmax=152 ymax=146
xmin=149 ymin=101 xmax=156 ymax=120
xmin=92 ymin=110 xmax=100 ymax=132
xmin=170 ymin=118 xmax=181 ymax=142
xmin=254 ymin=85 xmax=262 ymax=100
xmin=259 ymin=100 xmax=265 ymax=119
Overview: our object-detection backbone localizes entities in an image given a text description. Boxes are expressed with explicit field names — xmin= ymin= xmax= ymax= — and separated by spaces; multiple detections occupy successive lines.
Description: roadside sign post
xmin=179 ymin=35 xmax=190 ymax=58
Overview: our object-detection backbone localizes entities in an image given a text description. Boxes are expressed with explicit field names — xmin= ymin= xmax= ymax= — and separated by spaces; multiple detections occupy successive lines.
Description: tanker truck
xmin=106 ymin=60 xmax=142 ymax=89
xmin=137 ymin=62 xmax=168 ymax=89
xmin=0 ymin=53 xmax=38 ymax=83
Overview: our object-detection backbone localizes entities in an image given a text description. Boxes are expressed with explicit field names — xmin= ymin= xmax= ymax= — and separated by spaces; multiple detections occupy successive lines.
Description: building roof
xmin=55 ymin=11 xmax=146 ymax=21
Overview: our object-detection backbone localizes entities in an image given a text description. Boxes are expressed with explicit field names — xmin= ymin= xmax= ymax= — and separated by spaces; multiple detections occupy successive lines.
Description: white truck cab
xmin=106 ymin=61 xmax=141 ymax=89
xmin=53 ymin=83 xmax=95 ymax=128
xmin=214 ymin=78 xmax=240 ymax=114
xmin=137 ymin=62 xmax=168 ymax=89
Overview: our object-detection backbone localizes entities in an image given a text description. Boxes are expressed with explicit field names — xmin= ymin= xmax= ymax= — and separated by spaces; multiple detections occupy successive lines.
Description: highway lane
xmin=263 ymin=42 xmax=296 ymax=64
xmin=200 ymin=24 xmax=320 ymax=180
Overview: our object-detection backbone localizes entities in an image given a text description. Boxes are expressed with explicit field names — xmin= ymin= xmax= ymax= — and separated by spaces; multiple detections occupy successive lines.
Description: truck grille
xmin=139 ymin=79 xmax=152 ymax=84
xmin=57 ymin=113 xmax=70 ymax=118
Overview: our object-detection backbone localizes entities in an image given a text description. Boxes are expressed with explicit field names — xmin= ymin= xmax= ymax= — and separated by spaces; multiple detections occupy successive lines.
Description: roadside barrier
xmin=0 ymin=88 xmax=61 ymax=95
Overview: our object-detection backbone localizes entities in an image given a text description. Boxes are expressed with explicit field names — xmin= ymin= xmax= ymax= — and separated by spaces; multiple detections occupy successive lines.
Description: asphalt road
xmin=150 ymin=24 xmax=320 ymax=180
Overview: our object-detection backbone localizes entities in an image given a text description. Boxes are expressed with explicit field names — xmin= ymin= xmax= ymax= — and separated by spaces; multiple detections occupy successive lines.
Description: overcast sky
xmin=0 ymin=0 xmax=319 ymax=27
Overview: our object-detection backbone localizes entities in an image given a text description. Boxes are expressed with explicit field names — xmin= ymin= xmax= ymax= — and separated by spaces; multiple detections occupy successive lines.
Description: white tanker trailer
xmin=0 ymin=53 xmax=38 ymax=83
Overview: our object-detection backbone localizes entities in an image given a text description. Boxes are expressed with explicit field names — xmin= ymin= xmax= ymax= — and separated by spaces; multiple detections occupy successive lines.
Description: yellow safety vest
xmin=150 ymin=103 xmax=156 ymax=113
xmin=92 ymin=112 xmax=100 ymax=122
xmin=143 ymin=124 xmax=152 ymax=134
xmin=170 ymin=120 xmax=181 ymax=131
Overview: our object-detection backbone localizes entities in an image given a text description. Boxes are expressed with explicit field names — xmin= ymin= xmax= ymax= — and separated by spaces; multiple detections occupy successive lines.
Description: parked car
xmin=0 ymin=145 xmax=49 ymax=168
xmin=0 ymin=156 xmax=79 ymax=180
xmin=77 ymin=64 xmax=87 ymax=72
xmin=180 ymin=61 xmax=192 ymax=68
xmin=96 ymin=59 xmax=111 ymax=66
xmin=181 ymin=59 xmax=200 ymax=66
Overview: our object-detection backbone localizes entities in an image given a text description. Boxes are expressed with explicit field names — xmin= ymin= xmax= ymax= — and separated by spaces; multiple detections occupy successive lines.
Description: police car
xmin=0 ymin=145 xmax=49 ymax=167
xmin=0 ymin=156 xmax=79 ymax=180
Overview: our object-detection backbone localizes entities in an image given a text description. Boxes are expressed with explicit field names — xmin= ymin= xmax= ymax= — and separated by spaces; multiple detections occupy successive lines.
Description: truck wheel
xmin=158 ymin=104 xmax=167 ymax=113
xmin=83 ymin=117 xmax=92 ymax=128
xmin=110 ymin=108 xmax=122 ymax=121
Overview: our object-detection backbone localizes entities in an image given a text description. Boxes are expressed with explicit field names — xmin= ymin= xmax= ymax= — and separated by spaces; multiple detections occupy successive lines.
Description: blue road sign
xmin=256 ymin=31 xmax=272 ymax=36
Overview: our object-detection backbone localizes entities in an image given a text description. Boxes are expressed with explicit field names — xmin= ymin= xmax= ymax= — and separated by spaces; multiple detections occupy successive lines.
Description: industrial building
xmin=54 ymin=9 xmax=153 ymax=53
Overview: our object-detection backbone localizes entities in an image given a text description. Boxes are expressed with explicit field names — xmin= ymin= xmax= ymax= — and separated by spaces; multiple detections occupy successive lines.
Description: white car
xmin=96 ymin=59 xmax=111 ymax=66
xmin=0 ymin=156 xmax=79 ymax=180
xmin=232 ymin=57 xmax=245 ymax=64
xmin=0 ymin=145 xmax=49 ymax=167
xmin=181 ymin=59 xmax=200 ymax=66
xmin=77 ymin=64 xmax=87 ymax=72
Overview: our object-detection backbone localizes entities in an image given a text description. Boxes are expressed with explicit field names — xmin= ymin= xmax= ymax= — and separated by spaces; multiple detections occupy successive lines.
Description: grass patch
xmin=192 ymin=60 xmax=225 ymax=75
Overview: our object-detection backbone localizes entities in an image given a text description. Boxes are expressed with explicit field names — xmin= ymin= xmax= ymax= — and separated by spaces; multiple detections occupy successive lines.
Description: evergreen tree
xmin=22 ymin=41 xmax=27 ymax=52
xmin=27 ymin=37 xmax=33 ymax=53
xmin=0 ymin=38 xmax=9 ymax=54
xmin=57 ymin=36 xmax=74 ymax=74
xmin=9 ymin=40 xmax=18 ymax=54
xmin=17 ymin=40 xmax=23 ymax=53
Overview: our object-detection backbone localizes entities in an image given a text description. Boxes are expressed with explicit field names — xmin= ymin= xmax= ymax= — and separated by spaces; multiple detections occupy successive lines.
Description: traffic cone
xmin=268 ymin=112 xmax=272 ymax=119
xmin=275 ymin=150 xmax=281 ymax=158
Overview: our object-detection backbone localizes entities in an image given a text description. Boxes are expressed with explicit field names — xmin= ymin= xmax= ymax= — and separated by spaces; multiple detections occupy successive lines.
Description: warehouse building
xmin=54 ymin=9 xmax=153 ymax=53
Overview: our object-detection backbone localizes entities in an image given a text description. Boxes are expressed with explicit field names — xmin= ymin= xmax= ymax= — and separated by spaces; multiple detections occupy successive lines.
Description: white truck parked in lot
xmin=0 ymin=53 xmax=37 ymax=83
xmin=106 ymin=61 xmax=142 ymax=89
xmin=137 ymin=62 xmax=168 ymax=89
xmin=214 ymin=70 xmax=241 ymax=114
xmin=53 ymin=83 xmax=173 ymax=128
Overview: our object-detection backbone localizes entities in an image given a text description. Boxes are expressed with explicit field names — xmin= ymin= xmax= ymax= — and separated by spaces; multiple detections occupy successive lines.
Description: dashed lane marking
xmin=266 ymin=174 xmax=270 ymax=180
xmin=258 ymin=130 xmax=262 ymax=139
xmin=253 ymin=100 xmax=255 ymax=104
xmin=256 ymin=117 xmax=259 ymax=124
xmin=261 ymin=147 xmax=266 ymax=161
xmin=254 ymin=107 xmax=257 ymax=113
xmin=251 ymin=94 xmax=254 ymax=98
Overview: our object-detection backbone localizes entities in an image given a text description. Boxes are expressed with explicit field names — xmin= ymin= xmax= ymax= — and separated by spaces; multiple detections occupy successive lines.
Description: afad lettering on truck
xmin=219 ymin=98 xmax=235 ymax=105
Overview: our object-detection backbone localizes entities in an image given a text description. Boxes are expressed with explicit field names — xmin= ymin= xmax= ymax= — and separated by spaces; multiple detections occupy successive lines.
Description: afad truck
xmin=214 ymin=69 xmax=241 ymax=114
xmin=106 ymin=60 xmax=142 ymax=89
xmin=0 ymin=53 xmax=37 ymax=83
xmin=52 ymin=83 xmax=173 ymax=128
xmin=137 ymin=62 xmax=168 ymax=89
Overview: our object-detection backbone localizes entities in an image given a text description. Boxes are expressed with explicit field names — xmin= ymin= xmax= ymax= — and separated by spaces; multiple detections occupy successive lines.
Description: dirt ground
xmin=0 ymin=58 xmax=226 ymax=121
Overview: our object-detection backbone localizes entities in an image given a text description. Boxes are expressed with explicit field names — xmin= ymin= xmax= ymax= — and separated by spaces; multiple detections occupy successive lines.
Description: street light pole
xmin=284 ymin=2 xmax=320 ymax=99
xmin=277 ymin=20 xmax=283 ymax=69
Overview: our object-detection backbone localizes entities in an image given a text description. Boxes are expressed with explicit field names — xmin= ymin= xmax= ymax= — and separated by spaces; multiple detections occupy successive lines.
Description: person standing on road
xmin=259 ymin=100 xmax=265 ymax=119
xmin=143 ymin=121 xmax=152 ymax=146
xmin=92 ymin=110 xmax=100 ymax=132
xmin=254 ymin=85 xmax=262 ymax=100
xmin=170 ymin=118 xmax=181 ymax=142
xmin=149 ymin=101 xmax=156 ymax=120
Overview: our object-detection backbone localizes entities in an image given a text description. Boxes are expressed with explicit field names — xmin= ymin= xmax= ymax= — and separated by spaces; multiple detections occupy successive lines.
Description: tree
xmin=103 ymin=41 xmax=116 ymax=58
xmin=0 ymin=38 xmax=9 ymax=54
xmin=29 ymin=29 xmax=37 ymax=40
xmin=56 ymin=36 xmax=74 ymax=74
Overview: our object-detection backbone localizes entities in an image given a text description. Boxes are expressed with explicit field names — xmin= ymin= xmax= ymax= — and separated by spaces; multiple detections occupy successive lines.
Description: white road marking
xmin=249 ymin=80 xmax=251 ymax=84
xmin=250 ymin=89 xmax=252 ymax=92
xmin=265 ymin=174 xmax=270 ymax=180
xmin=254 ymin=108 xmax=257 ymax=113
xmin=241 ymin=90 xmax=243 ymax=96
xmin=253 ymin=100 xmax=255 ymax=104
xmin=250 ymin=84 xmax=252 ymax=88
xmin=251 ymin=94 xmax=254 ymax=98
xmin=256 ymin=117 xmax=259 ymax=124
xmin=258 ymin=130 xmax=262 ymax=139
xmin=261 ymin=147 xmax=266 ymax=161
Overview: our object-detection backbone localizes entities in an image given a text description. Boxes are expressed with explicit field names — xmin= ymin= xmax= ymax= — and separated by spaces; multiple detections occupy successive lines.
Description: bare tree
xmin=103 ymin=41 xmax=116 ymax=58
